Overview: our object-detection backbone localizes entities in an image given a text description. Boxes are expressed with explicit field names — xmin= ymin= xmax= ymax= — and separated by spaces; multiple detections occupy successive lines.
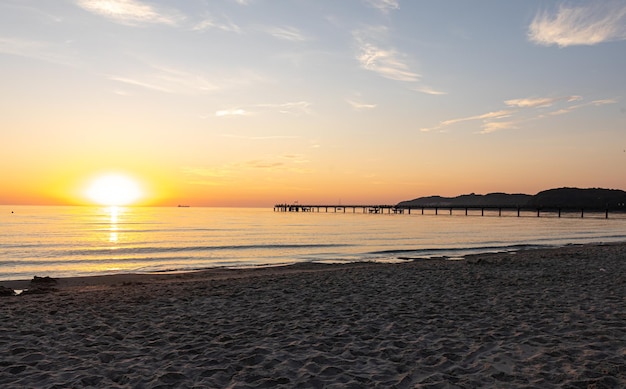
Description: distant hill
xmin=528 ymin=188 xmax=626 ymax=209
xmin=397 ymin=187 xmax=626 ymax=210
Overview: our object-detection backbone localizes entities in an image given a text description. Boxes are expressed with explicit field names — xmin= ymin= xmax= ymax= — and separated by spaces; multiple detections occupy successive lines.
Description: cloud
xmin=258 ymin=101 xmax=313 ymax=115
xmin=262 ymin=26 xmax=308 ymax=42
xmin=545 ymin=97 xmax=617 ymax=116
xmin=182 ymin=166 xmax=230 ymax=179
xmin=440 ymin=110 xmax=514 ymax=127
xmin=423 ymin=95 xmax=619 ymax=134
xmin=220 ymin=134 xmax=299 ymax=140
xmin=109 ymin=75 xmax=171 ymax=92
xmin=280 ymin=153 xmax=308 ymax=161
xmin=421 ymin=110 xmax=515 ymax=133
xmin=356 ymin=42 xmax=420 ymax=82
xmin=347 ymin=99 xmax=377 ymax=110
xmin=351 ymin=25 xmax=446 ymax=94
xmin=364 ymin=0 xmax=400 ymax=13
xmin=109 ymin=65 xmax=218 ymax=94
xmin=478 ymin=121 xmax=517 ymax=135
xmin=76 ymin=0 xmax=183 ymax=26
xmin=505 ymin=95 xmax=582 ymax=108
xmin=193 ymin=16 xmax=241 ymax=34
xmin=245 ymin=160 xmax=285 ymax=169
xmin=529 ymin=2 xmax=626 ymax=47
xmin=412 ymin=85 xmax=447 ymax=96
xmin=0 ymin=37 xmax=74 ymax=66
xmin=215 ymin=101 xmax=312 ymax=117
xmin=590 ymin=98 xmax=618 ymax=106
xmin=215 ymin=109 xmax=249 ymax=117
xmin=182 ymin=153 xmax=309 ymax=186
xmin=353 ymin=26 xmax=422 ymax=85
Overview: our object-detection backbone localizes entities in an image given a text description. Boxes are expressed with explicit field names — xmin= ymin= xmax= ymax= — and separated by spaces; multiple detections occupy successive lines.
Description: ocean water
xmin=1 ymin=205 xmax=626 ymax=281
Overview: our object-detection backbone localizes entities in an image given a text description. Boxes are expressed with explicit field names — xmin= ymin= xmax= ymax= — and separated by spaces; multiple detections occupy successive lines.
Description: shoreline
xmin=1 ymin=241 xmax=624 ymax=290
xmin=1 ymin=242 xmax=625 ymax=387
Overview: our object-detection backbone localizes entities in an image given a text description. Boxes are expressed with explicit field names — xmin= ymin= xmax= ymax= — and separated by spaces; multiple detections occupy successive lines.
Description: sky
xmin=1 ymin=0 xmax=625 ymax=207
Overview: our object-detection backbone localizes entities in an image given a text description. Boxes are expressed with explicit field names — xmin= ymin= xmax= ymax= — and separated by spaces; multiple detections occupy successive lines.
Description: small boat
xmin=177 ymin=205 xmax=190 ymax=208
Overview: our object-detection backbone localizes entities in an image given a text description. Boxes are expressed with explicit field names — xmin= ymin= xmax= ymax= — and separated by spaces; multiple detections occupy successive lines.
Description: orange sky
xmin=1 ymin=1 xmax=625 ymax=207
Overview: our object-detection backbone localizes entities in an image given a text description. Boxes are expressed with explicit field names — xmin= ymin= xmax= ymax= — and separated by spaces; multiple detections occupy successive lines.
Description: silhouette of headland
xmin=397 ymin=187 xmax=626 ymax=211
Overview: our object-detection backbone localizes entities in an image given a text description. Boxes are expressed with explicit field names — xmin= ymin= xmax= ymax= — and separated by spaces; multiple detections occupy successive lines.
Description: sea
xmin=2 ymin=205 xmax=626 ymax=281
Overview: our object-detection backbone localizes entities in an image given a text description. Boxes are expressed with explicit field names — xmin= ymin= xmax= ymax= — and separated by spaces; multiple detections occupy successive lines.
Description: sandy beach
xmin=1 ymin=243 xmax=625 ymax=388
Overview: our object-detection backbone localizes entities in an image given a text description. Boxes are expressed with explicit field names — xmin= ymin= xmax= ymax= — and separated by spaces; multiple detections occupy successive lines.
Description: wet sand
xmin=1 ymin=243 xmax=625 ymax=388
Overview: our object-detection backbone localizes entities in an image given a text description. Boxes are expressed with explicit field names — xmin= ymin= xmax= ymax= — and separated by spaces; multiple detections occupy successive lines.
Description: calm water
xmin=1 ymin=205 xmax=626 ymax=281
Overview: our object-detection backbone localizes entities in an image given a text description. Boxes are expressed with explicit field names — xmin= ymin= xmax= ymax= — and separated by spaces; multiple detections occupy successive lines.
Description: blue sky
xmin=1 ymin=0 xmax=625 ymax=206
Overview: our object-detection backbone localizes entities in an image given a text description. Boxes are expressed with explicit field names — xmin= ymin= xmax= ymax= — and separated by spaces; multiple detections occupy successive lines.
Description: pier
xmin=274 ymin=204 xmax=617 ymax=218
xmin=274 ymin=204 xmax=400 ymax=214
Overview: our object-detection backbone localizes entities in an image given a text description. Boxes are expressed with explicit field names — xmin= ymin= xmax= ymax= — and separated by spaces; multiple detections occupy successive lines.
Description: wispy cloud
xmin=422 ymin=95 xmax=618 ymax=134
xmin=262 ymin=26 xmax=308 ymax=42
xmin=182 ymin=153 xmax=310 ymax=185
xmin=352 ymin=26 xmax=446 ymax=94
xmin=109 ymin=65 xmax=218 ymax=94
xmin=109 ymin=75 xmax=171 ymax=93
xmin=193 ymin=15 xmax=241 ymax=34
xmin=182 ymin=166 xmax=231 ymax=179
xmin=353 ymin=27 xmax=420 ymax=82
xmin=215 ymin=101 xmax=312 ymax=117
xmin=242 ymin=155 xmax=310 ymax=172
xmin=215 ymin=108 xmax=249 ymax=117
xmin=529 ymin=2 xmax=626 ymax=47
xmin=261 ymin=101 xmax=312 ymax=114
xmin=220 ymin=134 xmax=299 ymax=140
xmin=440 ymin=110 xmax=514 ymax=127
xmin=364 ymin=0 xmax=400 ymax=13
xmin=544 ymin=98 xmax=617 ymax=117
xmin=421 ymin=109 xmax=514 ymax=133
xmin=505 ymin=95 xmax=581 ymax=108
xmin=76 ymin=0 xmax=183 ymax=26
xmin=412 ymin=85 xmax=447 ymax=96
xmin=1 ymin=3 xmax=64 ymax=24
xmin=0 ymin=37 xmax=75 ymax=66
xmin=347 ymin=99 xmax=377 ymax=111
xmin=244 ymin=160 xmax=284 ymax=169
xmin=479 ymin=121 xmax=518 ymax=135
xmin=356 ymin=43 xmax=420 ymax=82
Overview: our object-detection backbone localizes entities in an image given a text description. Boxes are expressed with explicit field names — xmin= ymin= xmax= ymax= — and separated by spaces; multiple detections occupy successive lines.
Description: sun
xmin=85 ymin=173 xmax=143 ymax=206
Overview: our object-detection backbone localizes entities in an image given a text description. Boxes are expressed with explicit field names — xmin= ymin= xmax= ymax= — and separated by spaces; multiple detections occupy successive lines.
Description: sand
xmin=1 ymin=243 xmax=625 ymax=388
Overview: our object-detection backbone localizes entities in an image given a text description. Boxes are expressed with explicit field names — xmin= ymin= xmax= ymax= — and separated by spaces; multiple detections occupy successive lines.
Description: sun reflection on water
xmin=107 ymin=206 xmax=120 ymax=243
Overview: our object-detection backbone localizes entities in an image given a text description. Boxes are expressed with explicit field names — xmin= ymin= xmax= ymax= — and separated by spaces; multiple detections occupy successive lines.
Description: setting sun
xmin=85 ymin=174 xmax=143 ymax=206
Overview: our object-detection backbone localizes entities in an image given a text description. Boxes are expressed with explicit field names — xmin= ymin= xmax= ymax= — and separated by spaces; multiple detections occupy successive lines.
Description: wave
xmin=60 ymin=243 xmax=352 ymax=257
xmin=368 ymin=243 xmax=553 ymax=258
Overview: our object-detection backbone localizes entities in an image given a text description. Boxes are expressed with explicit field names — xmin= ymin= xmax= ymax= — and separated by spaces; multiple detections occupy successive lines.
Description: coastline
xmin=1 ymin=242 xmax=625 ymax=387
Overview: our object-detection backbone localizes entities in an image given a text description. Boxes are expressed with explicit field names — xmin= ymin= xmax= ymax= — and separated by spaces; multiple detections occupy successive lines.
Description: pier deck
xmin=274 ymin=204 xmax=617 ymax=218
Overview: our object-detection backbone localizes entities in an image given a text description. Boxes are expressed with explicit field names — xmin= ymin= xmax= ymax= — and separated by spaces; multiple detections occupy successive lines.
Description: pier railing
xmin=274 ymin=203 xmax=622 ymax=218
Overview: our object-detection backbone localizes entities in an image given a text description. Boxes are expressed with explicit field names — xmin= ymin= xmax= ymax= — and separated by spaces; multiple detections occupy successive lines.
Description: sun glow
xmin=85 ymin=173 xmax=143 ymax=206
